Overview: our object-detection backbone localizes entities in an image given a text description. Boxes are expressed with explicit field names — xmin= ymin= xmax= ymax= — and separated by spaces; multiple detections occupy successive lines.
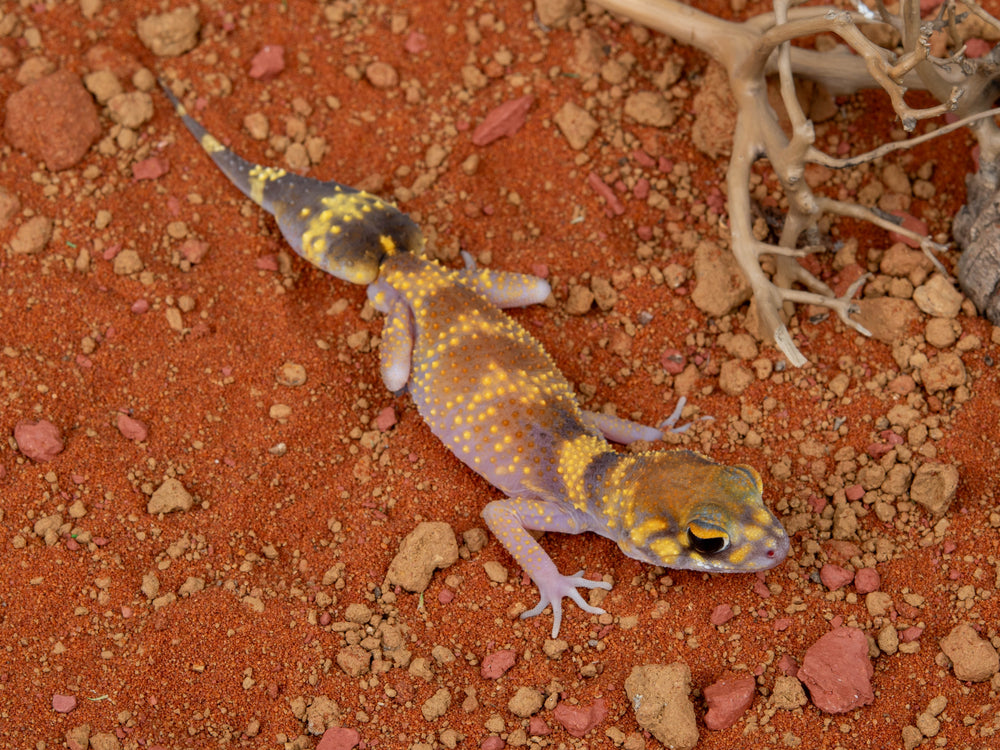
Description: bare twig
xmin=592 ymin=0 xmax=998 ymax=365
xmin=807 ymin=106 xmax=1000 ymax=168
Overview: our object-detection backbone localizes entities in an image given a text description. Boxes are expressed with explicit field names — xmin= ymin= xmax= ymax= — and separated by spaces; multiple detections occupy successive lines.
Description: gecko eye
xmin=686 ymin=524 xmax=729 ymax=555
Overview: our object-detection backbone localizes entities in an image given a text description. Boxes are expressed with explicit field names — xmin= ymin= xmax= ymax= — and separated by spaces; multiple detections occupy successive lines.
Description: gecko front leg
xmin=482 ymin=496 xmax=611 ymax=638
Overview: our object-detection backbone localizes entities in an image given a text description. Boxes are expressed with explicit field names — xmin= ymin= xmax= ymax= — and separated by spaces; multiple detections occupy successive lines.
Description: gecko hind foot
xmin=657 ymin=396 xmax=713 ymax=434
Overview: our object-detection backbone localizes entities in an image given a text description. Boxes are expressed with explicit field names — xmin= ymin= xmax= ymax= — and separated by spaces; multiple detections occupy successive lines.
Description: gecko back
xmin=160 ymin=83 xmax=424 ymax=284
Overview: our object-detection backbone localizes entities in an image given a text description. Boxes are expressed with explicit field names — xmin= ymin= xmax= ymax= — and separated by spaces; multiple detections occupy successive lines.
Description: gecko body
xmin=163 ymin=84 xmax=789 ymax=637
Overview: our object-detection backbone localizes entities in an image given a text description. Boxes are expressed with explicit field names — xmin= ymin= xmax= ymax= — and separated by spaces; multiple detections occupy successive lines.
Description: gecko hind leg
xmin=583 ymin=397 xmax=708 ymax=444
xmin=457 ymin=251 xmax=551 ymax=308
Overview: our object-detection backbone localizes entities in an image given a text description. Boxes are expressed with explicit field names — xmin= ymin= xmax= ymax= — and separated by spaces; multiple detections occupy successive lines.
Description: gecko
xmin=161 ymin=82 xmax=790 ymax=638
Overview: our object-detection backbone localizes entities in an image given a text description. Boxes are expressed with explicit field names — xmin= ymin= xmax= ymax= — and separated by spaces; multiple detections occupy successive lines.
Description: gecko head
xmin=616 ymin=451 xmax=789 ymax=574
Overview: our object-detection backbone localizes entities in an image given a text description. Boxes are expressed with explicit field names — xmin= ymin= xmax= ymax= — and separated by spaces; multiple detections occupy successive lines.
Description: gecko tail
xmin=159 ymin=80 xmax=425 ymax=285
xmin=159 ymin=81 xmax=272 ymax=209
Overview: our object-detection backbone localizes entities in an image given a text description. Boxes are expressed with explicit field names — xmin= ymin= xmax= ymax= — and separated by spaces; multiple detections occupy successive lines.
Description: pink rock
xmin=705 ymin=189 xmax=726 ymax=216
xmin=375 ymin=406 xmax=397 ymax=431
xmin=831 ymin=263 xmax=866 ymax=298
xmin=472 ymin=95 xmax=533 ymax=146
xmin=900 ymin=626 xmax=924 ymax=643
xmin=528 ymin=716 xmax=551 ymax=736
xmin=255 ymin=255 xmax=280 ymax=271
xmin=249 ymin=45 xmax=285 ymax=80
xmin=819 ymin=564 xmax=854 ymax=591
xmin=180 ymin=238 xmax=210 ymax=264
xmin=798 ymin=627 xmax=874 ymax=713
xmin=117 ymin=413 xmax=149 ymax=442
xmin=880 ymin=430 xmax=904 ymax=446
xmin=132 ymin=156 xmax=169 ymax=180
xmin=661 ymin=348 xmax=686 ymax=375
xmin=404 ymin=31 xmax=428 ymax=54
xmin=777 ymin=654 xmax=799 ymax=676
xmin=52 ymin=694 xmax=76 ymax=713
xmin=14 ymin=419 xmax=64 ymax=462
xmin=131 ymin=299 xmax=150 ymax=314
xmin=587 ymin=172 xmax=625 ymax=216
xmin=553 ymin=697 xmax=607 ymax=738
xmin=703 ymin=675 xmax=756 ymax=730
xmin=480 ymin=649 xmax=516 ymax=679
xmin=867 ymin=441 xmax=894 ymax=459
xmin=888 ymin=210 xmax=929 ymax=249
xmin=854 ymin=568 xmax=880 ymax=594
xmin=316 ymin=727 xmax=360 ymax=750
xmin=709 ymin=603 xmax=734 ymax=626
xmin=4 ymin=70 xmax=101 ymax=171
xmin=480 ymin=738 xmax=504 ymax=750
xmin=438 ymin=588 xmax=454 ymax=604
xmin=965 ymin=38 xmax=992 ymax=58
xmin=844 ymin=484 xmax=865 ymax=501
xmin=632 ymin=149 xmax=656 ymax=168
xmin=753 ymin=577 xmax=771 ymax=598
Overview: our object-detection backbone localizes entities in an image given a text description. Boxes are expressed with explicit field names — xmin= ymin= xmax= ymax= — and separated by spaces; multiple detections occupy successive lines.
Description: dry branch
xmin=592 ymin=0 xmax=1000 ymax=365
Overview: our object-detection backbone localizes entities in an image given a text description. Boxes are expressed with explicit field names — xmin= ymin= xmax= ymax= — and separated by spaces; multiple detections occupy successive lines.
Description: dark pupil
xmin=687 ymin=528 xmax=727 ymax=554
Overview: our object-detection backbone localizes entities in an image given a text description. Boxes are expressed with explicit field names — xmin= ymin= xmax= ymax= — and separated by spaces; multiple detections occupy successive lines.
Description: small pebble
xmin=854 ymin=568 xmax=880 ymax=594
xmin=375 ymin=406 xmax=397 ymax=431
xmin=14 ymin=420 xmax=64 ymax=462
xmin=250 ymin=45 xmax=285 ymax=80
xmin=52 ymin=694 xmax=77 ymax=713
xmin=709 ymin=603 xmax=734 ymax=626
xmin=472 ymin=95 xmax=533 ymax=146
xmin=553 ymin=698 xmax=607 ymax=738
xmin=117 ymin=413 xmax=149 ymax=442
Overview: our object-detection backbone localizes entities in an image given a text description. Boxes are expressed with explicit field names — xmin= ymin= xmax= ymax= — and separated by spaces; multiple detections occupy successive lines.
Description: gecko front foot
xmin=521 ymin=569 xmax=611 ymax=638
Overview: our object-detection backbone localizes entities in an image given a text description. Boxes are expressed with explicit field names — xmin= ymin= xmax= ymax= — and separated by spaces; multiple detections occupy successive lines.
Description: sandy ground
xmin=2 ymin=1 xmax=999 ymax=748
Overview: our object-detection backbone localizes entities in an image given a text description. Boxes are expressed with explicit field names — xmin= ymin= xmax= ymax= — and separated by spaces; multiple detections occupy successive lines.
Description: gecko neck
xmin=555 ymin=439 xmax=689 ymax=564
xmin=554 ymin=434 xmax=633 ymax=530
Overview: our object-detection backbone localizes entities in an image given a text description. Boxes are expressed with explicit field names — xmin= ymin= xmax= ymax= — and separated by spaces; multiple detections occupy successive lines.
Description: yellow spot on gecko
xmin=650 ymin=537 xmax=680 ymax=563
xmin=629 ymin=518 xmax=667 ymax=546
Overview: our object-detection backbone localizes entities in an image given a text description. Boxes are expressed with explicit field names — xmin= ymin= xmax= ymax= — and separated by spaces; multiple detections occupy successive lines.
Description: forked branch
xmin=592 ymin=0 xmax=1000 ymax=365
